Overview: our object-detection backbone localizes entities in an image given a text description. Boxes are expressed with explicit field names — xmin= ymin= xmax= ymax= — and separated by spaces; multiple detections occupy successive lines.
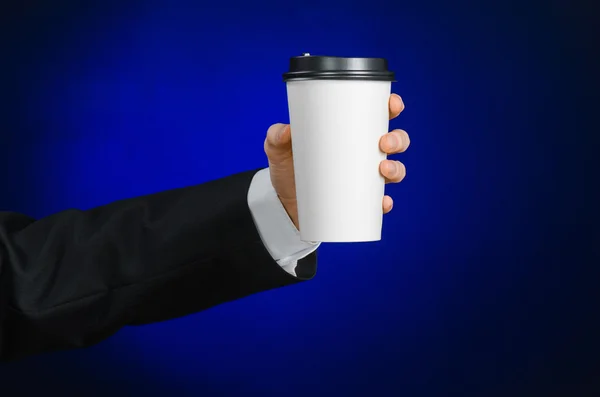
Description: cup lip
xmin=283 ymin=70 xmax=396 ymax=82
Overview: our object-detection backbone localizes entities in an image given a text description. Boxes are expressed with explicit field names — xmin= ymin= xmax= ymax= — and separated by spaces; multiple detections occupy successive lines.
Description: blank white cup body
xmin=286 ymin=79 xmax=391 ymax=242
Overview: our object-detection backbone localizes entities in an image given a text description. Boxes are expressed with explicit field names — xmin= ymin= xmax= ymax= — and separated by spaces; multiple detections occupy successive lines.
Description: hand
xmin=264 ymin=94 xmax=409 ymax=229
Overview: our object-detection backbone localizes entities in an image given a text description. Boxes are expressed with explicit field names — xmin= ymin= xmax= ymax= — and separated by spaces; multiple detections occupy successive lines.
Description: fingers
xmin=265 ymin=123 xmax=291 ymax=148
xmin=380 ymin=160 xmax=406 ymax=183
xmin=264 ymin=123 xmax=292 ymax=161
xmin=389 ymin=94 xmax=405 ymax=120
xmin=383 ymin=195 xmax=393 ymax=214
xmin=380 ymin=129 xmax=410 ymax=154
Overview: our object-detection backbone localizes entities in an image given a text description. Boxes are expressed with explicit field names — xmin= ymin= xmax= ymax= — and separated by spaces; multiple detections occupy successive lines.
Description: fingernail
xmin=387 ymin=134 xmax=399 ymax=150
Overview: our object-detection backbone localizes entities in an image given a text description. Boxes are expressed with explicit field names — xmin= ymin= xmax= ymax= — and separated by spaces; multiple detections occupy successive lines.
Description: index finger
xmin=389 ymin=94 xmax=405 ymax=120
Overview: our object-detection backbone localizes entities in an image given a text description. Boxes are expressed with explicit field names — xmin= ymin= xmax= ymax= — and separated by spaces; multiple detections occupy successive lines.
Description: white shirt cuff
xmin=247 ymin=168 xmax=320 ymax=277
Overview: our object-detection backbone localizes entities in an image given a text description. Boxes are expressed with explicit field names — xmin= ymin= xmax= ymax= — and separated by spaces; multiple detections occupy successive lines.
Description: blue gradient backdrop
xmin=1 ymin=1 xmax=597 ymax=396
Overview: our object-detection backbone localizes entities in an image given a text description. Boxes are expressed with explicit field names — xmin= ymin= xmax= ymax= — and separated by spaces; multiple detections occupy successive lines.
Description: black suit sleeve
xmin=0 ymin=169 xmax=317 ymax=361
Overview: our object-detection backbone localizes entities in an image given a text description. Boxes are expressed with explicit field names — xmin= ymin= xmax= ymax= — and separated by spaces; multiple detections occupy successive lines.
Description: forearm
xmin=0 ymin=169 xmax=316 ymax=361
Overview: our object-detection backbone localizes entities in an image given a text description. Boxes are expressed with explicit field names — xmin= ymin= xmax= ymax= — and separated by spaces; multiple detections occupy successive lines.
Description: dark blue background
xmin=1 ymin=1 xmax=597 ymax=395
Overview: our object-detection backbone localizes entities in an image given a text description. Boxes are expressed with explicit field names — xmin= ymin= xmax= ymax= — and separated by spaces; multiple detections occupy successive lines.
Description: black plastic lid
xmin=283 ymin=53 xmax=395 ymax=82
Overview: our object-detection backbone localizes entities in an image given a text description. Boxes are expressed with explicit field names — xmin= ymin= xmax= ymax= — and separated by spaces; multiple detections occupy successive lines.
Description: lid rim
xmin=284 ymin=54 xmax=394 ymax=82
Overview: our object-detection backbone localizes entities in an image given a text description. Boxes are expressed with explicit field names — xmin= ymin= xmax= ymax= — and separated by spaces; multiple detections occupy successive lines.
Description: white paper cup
xmin=283 ymin=54 xmax=395 ymax=242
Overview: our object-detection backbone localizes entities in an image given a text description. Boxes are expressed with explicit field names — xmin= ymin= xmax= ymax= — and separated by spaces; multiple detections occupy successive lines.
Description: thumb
xmin=264 ymin=123 xmax=292 ymax=161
